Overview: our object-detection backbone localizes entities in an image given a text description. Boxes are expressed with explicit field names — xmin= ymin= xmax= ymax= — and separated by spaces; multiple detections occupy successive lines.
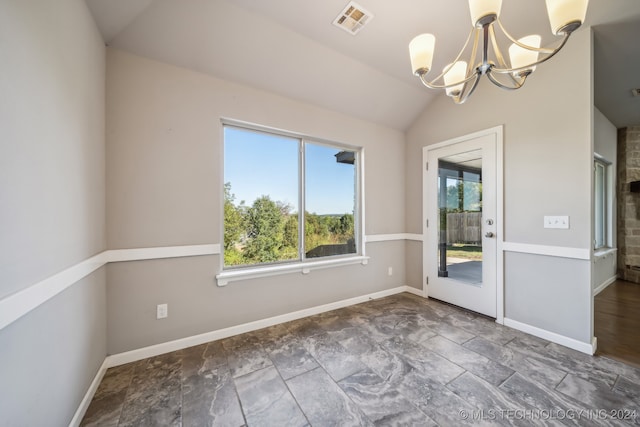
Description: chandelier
xmin=409 ymin=0 xmax=589 ymax=104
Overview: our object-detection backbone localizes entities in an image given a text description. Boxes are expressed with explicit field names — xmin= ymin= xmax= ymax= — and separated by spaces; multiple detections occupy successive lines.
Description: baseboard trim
xmin=504 ymin=317 xmax=596 ymax=355
xmin=105 ymin=285 xmax=417 ymax=368
xmin=593 ymin=275 xmax=617 ymax=296
xmin=404 ymin=286 xmax=423 ymax=296
xmin=68 ymin=358 xmax=109 ymax=427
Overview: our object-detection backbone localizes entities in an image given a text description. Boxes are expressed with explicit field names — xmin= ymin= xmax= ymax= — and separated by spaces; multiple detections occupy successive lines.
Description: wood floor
xmin=82 ymin=293 xmax=640 ymax=426
xmin=595 ymin=279 xmax=640 ymax=368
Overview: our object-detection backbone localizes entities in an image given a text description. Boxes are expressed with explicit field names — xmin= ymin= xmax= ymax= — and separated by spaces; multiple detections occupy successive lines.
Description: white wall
xmin=0 ymin=0 xmax=107 ymax=425
xmin=105 ymin=49 xmax=407 ymax=354
xmin=406 ymin=29 xmax=594 ymax=346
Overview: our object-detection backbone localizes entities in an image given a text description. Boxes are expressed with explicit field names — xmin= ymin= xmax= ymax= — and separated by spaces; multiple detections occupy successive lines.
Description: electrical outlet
xmin=388 ymin=267 xmax=393 ymax=276
xmin=157 ymin=303 xmax=168 ymax=319
xmin=544 ymin=216 xmax=570 ymax=229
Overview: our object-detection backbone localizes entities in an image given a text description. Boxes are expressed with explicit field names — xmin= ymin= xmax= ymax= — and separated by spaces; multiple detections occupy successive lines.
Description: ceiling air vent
xmin=632 ymin=88 xmax=640 ymax=97
xmin=333 ymin=2 xmax=373 ymax=35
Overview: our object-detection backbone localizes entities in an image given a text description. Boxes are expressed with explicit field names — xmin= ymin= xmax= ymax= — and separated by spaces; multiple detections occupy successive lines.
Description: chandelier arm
xmin=486 ymin=70 xmax=525 ymax=91
xmin=488 ymin=25 xmax=509 ymax=70
xmin=454 ymin=72 xmax=482 ymax=104
xmin=424 ymin=27 xmax=477 ymax=86
xmin=496 ymin=18 xmax=556 ymax=54
xmin=491 ymin=33 xmax=571 ymax=75
xmin=489 ymin=26 xmax=524 ymax=88
xmin=419 ymin=70 xmax=479 ymax=90
xmin=466 ymin=25 xmax=481 ymax=77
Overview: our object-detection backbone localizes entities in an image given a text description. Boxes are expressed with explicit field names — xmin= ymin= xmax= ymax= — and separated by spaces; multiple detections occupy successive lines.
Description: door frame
xmin=422 ymin=125 xmax=505 ymax=324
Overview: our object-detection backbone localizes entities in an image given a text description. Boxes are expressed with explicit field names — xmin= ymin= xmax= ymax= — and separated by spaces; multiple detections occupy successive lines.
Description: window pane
xmin=438 ymin=151 xmax=483 ymax=285
xmin=594 ymin=161 xmax=605 ymax=249
xmin=462 ymin=171 xmax=481 ymax=212
xmin=224 ymin=126 xmax=299 ymax=267
xmin=304 ymin=143 xmax=356 ymax=258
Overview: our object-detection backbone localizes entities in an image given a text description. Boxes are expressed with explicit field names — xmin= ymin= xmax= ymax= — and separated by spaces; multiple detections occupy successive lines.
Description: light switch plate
xmin=544 ymin=216 xmax=569 ymax=229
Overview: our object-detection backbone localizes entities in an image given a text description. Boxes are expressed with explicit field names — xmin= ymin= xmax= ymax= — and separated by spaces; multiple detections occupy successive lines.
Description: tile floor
xmin=81 ymin=293 xmax=640 ymax=426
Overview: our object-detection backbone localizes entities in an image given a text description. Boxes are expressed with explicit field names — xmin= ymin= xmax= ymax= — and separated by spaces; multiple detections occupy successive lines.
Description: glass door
xmin=425 ymin=132 xmax=497 ymax=318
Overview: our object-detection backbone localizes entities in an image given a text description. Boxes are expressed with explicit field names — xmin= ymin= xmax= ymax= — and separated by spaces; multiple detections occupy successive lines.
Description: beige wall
xmin=0 ymin=0 xmax=107 ymax=425
xmin=0 ymin=0 xmax=106 ymax=297
xmin=0 ymin=270 xmax=107 ymax=426
xmin=106 ymin=49 xmax=407 ymax=353
xmin=406 ymin=29 xmax=594 ymax=343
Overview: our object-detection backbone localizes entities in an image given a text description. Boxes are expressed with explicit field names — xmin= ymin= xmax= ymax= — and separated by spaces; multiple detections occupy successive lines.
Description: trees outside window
xmin=223 ymin=124 xmax=359 ymax=268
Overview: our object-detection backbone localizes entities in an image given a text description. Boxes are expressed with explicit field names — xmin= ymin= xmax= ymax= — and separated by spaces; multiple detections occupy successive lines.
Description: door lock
xmin=485 ymin=232 xmax=495 ymax=238
xmin=486 ymin=219 xmax=494 ymax=225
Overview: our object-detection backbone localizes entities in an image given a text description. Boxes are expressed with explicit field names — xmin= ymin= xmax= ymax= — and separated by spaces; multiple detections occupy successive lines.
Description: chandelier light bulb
xmin=469 ymin=0 xmax=503 ymax=27
xmin=508 ymin=35 xmax=542 ymax=76
xmin=409 ymin=34 xmax=436 ymax=75
xmin=443 ymin=61 xmax=468 ymax=96
xmin=545 ymin=0 xmax=589 ymax=35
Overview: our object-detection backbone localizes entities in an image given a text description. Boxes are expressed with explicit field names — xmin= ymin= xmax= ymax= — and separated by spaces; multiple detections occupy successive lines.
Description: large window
xmin=594 ymin=156 xmax=610 ymax=250
xmin=223 ymin=123 xmax=359 ymax=269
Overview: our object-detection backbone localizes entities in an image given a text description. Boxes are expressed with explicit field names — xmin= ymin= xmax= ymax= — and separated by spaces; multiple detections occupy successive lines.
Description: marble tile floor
xmin=81 ymin=293 xmax=640 ymax=426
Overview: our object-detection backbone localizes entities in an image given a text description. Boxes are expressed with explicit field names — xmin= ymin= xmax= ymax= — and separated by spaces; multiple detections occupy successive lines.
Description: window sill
xmin=593 ymin=247 xmax=617 ymax=260
xmin=216 ymin=255 xmax=370 ymax=287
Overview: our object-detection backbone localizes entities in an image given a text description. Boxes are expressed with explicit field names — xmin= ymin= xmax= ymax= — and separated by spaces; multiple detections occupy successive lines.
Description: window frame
xmin=593 ymin=154 xmax=612 ymax=251
xmin=217 ymin=119 xmax=367 ymax=286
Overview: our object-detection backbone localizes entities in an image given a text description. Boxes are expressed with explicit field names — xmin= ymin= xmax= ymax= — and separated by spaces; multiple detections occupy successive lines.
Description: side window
xmin=594 ymin=157 xmax=609 ymax=250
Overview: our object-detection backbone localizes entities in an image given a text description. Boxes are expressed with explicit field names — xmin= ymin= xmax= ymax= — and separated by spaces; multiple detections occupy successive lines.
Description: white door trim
xmin=422 ymin=125 xmax=504 ymax=324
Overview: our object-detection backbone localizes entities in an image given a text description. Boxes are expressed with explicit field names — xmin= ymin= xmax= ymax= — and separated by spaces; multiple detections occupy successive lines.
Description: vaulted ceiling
xmin=86 ymin=0 xmax=640 ymax=130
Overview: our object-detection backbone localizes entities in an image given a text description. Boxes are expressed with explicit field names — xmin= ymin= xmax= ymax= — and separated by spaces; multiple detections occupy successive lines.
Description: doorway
xmin=423 ymin=127 xmax=503 ymax=320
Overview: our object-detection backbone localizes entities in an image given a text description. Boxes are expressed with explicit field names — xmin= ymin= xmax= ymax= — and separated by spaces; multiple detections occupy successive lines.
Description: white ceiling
xmin=86 ymin=0 xmax=640 ymax=130
xmin=594 ymin=21 xmax=640 ymax=128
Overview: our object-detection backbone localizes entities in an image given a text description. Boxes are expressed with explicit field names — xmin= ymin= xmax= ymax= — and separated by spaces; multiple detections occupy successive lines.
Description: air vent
xmin=333 ymin=2 xmax=373 ymax=35
xmin=632 ymin=88 xmax=640 ymax=97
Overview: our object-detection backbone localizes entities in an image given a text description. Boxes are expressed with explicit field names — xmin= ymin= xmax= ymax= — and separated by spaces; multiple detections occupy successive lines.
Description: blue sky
xmin=224 ymin=127 xmax=355 ymax=215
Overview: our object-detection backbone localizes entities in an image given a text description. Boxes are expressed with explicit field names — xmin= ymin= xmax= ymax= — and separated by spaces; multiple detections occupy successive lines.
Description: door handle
xmin=485 ymin=232 xmax=495 ymax=238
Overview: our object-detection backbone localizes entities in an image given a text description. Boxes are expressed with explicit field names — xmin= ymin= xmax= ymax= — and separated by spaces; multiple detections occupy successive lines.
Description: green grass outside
xmin=445 ymin=244 xmax=482 ymax=260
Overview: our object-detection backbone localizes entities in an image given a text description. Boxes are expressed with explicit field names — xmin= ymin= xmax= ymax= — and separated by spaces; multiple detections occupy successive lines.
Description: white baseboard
xmin=504 ymin=317 xmax=596 ymax=355
xmin=404 ymin=286 xmax=423 ymax=297
xmin=106 ymin=285 xmax=418 ymax=368
xmin=68 ymin=359 xmax=109 ymax=427
xmin=593 ymin=275 xmax=617 ymax=296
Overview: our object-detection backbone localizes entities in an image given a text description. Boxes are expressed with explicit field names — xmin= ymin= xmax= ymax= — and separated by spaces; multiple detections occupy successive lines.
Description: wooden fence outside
xmin=446 ymin=212 xmax=481 ymax=244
